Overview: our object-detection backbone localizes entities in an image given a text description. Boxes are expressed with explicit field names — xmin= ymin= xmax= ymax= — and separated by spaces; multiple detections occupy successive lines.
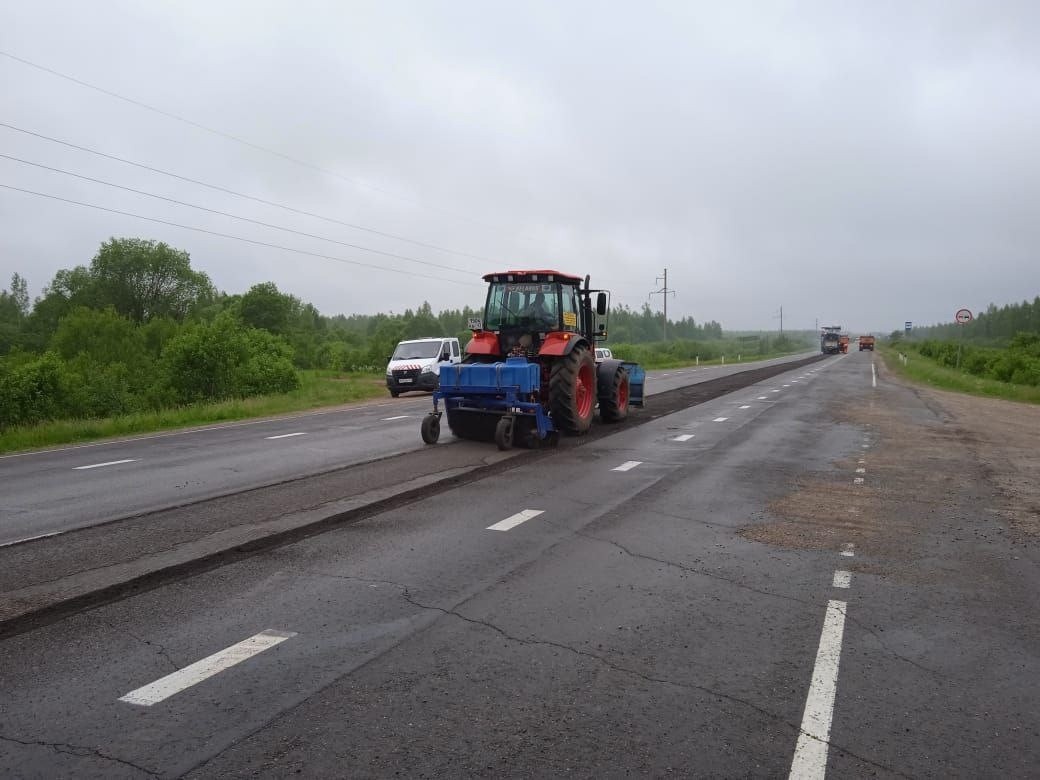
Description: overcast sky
xmin=2 ymin=1 xmax=1038 ymax=332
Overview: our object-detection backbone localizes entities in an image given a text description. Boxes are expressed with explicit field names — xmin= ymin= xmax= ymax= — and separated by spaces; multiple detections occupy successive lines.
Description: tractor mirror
xmin=596 ymin=292 xmax=608 ymax=316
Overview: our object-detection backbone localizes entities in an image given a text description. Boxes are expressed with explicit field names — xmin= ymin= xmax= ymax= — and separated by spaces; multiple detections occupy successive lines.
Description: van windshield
xmin=392 ymin=341 xmax=442 ymax=360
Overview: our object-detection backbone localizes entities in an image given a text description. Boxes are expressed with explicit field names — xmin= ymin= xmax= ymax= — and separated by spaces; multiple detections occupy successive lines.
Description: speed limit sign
xmin=955 ymin=308 xmax=973 ymax=324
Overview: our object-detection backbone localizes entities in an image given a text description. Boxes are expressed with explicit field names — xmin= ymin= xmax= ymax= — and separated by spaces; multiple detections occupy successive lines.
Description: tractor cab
xmin=467 ymin=270 xmax=606 ymax=360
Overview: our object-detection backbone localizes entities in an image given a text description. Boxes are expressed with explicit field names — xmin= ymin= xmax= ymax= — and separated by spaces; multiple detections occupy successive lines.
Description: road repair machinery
xmin=420 ymin=270 xmax=645 ymax=449
xmin=820 ymin=326 xmax=842 ymax=355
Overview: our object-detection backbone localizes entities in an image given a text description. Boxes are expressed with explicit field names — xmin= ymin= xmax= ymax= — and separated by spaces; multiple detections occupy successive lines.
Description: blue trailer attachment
xmin=432 ymin=357 xmax=556 ymax=444
xmin=621 ymin=361 xmax=646 ymax=407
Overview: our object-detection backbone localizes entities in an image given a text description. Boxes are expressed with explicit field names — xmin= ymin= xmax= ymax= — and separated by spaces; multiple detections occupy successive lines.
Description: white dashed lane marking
xmin=855 ymin=468 xmax=865 ymax=474
xmin=613 ymin=461 xmax=643 ymax=472
xmin=757 ymin=396 xmax=768 ymax=400
xmin=381 ymin=415 xmax=410 ymax=421
xmin=265 ymin=432 xmax=307 ymax=440
xmin=119 ymin=629 xmax=297 ymax=707
xmin=841 ymin=543 xmax=855 ymax=557
xmin=739 ymin=405 xmax=751 ymax=410
xmin=672 ymin=434 xmax=695 ymax=442
xmin=713 ymin=417 xmax=729 ymax=423
xmin=789 ymin=600 xmax=848 ymax=779
xmin=73 ymin=459 xmax=137 ymax=470
xmin=853 ymin=477 xmax=865 ymax=485
xmin=486 ymin=509 xmax=544 ymax=532
xmin=832 ymin=570 xmax=852 ymax=589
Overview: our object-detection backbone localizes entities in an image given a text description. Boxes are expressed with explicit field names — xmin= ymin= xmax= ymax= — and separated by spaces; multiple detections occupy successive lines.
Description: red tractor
xmin=421 ymin=270 xmax=644 ymax=448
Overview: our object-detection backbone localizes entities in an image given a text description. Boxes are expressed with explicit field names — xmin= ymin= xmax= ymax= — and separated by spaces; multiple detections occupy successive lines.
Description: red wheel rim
xmin=575 ymin=362 xmax=594 ymax=419
xmin=618 ymin=377 xmax=629 ymax=411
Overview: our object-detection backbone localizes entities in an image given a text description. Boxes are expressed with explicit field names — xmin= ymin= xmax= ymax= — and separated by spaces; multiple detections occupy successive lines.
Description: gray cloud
xmin=2 ymin=0 xmax=1038 ymax=332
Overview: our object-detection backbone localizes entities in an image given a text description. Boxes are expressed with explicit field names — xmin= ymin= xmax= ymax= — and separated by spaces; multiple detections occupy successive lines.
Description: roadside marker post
xmin=955 ymin=308 xmax=973 ymax=369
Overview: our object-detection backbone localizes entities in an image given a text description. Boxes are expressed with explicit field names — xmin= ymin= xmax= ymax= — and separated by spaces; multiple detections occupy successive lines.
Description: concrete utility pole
xmin=649 ymin=268 xmax=677 ymax=341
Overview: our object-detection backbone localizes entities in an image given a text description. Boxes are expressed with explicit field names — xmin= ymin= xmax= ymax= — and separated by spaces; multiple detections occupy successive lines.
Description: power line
xmin=0 ymin=184 xmax=482 ymax=288
xmin=1 ymin=152 xmax=475 ymax=276
xmin=0 ymin=49 xmax=521 ymax=236
xmin=0 ymin=121 xmax=498 ymax=266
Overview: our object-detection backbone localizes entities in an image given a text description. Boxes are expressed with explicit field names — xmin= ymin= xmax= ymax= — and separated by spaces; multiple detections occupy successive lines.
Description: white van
xmin=386 ymin=337 xmax=462 ymax=397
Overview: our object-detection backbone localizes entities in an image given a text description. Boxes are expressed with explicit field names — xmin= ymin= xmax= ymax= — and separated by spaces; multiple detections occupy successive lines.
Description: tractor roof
xmin=483 ymin=270 xmax=584 ymax=285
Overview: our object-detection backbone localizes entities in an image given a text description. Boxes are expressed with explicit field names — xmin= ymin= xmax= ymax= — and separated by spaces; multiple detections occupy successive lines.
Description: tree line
xmin=900 ymin=297 xmax=1040 ymax=345
xmin=0 ymin=237 xmax=733 ymax=429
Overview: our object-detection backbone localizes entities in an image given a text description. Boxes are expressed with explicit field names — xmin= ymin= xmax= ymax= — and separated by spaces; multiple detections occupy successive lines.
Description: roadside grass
xmin=880 ymin=346 xmax=1040 ymax=405
xmin=0 ymin=370 xmax=389 ymax=455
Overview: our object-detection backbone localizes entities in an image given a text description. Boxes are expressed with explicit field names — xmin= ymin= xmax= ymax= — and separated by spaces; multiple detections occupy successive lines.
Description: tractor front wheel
xmin=599 ymin=364 xmax=630 ymax=422
xmin=549 ymin=345 xmax=596 ymax=435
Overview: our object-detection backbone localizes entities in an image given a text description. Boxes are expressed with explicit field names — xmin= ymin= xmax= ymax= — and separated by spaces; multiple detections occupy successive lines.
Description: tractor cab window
xmin=485 ymin=282 xmax=559 ymax=331
xmin=560 ymin=285 xmax=580 ymax=332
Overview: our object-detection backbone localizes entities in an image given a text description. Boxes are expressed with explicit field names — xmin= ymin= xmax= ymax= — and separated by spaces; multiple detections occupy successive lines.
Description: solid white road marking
xmin=672 ymin=434 xmax=695 ymax=442
xmin=855 ymin=468 xmax=865 ymax=474
xmin=841 ymin=543 xmax=855 ymax=557
xmin=119 ymin=629 xmax=297 ymax=707
xmin=832 ymin=571 xmax=851 ymax=589
xmin=265 ymin=432 xmax=307 ymax=440
xmin=853 ymin=477 xmax=865 ymax=484
xmin=789 ymin=600 xmax=848 ymax=780
xmin=713 ymin=417 xmax=729 ymax=422
xmin=613 ymin=461 xmax=643 ymax=472
xmin=487 ymin=509 xmax=544 ymax=532
xmin=871 ymin=362 xmax=877 ymax=388
xmin=73 ymin=459 xmax=137 ymax=470
xmin=381 ymin=415 xmax=410 ymax=421
xmin=739 ymin=405 xmax=751 ymax=410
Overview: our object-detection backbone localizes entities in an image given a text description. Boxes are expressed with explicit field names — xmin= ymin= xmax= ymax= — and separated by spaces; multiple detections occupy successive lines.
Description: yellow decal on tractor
xmin=562 ymin=311 xmax=578 ymax=327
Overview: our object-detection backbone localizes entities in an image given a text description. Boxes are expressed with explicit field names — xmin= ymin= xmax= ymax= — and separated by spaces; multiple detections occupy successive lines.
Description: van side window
xmin=451 ymin=340 xmax=460 ymax=357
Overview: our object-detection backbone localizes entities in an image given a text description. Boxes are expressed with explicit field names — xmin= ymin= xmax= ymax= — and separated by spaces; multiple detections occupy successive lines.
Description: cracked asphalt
xmin=1 ymin=352 xmax=1037 ymax=778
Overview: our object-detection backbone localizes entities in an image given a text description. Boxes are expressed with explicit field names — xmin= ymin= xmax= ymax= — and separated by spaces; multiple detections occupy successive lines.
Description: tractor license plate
xmin=399 ymin=378 xmax=413 ymax=384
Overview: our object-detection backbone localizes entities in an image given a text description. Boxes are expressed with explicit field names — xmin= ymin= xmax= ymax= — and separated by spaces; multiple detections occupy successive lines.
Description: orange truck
xmin=858 ymin=335 xmax=876 ymax=351
xmin=839 ymin=334 xmax=850 ymax=354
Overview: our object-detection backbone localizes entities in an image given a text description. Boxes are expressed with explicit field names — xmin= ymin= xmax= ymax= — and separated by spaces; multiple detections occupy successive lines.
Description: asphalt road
xmin=0 ymin=352 xmax=815 ymax=546
xmin=2 ymin=350 xmax=1036 ymax=777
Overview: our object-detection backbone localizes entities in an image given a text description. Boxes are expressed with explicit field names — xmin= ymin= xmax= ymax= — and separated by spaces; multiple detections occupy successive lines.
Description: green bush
xmin=0 ymin=352 xmax=73 ymax=429
xmin=159 ymin=313 xmax=299 ymax=404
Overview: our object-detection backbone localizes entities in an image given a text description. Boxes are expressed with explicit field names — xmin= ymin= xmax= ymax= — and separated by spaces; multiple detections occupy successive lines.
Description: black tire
xmin=420 ymin=414 xmax=440 ymax=444
xmin=549 ymin=345 xmax=596 ymax=435
xmin=389 ymin=390 xmax=400 ymax=398
xmin=494 ymin=417 xmax=514 ymax=450
xmin=599 ymin=364 xmax=630 ymax=423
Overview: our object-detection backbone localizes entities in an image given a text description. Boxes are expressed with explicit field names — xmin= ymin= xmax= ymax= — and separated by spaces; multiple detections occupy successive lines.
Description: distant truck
xmin=820 ymin=326 xmax=842 ymax=355
xmin=839 ymin=334 xmax=850 ymax=354
xmin=858 ymin=335 xmax=876 ymax=351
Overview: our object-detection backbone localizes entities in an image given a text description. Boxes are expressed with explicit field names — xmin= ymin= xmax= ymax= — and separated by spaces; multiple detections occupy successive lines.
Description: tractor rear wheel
xmin=549 ymin=345 xmax=596 ymax=435
xmin=598 ymin=364 xmax=630 ymax=422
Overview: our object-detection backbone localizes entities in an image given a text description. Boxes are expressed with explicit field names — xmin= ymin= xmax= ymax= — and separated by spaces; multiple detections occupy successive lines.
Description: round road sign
xmin=955 ymin=308 xmax=973 ymax=324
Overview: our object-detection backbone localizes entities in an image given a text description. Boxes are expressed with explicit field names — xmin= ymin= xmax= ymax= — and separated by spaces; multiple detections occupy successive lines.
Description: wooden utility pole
xmin=649 ymin=268 xmax=677 ymax=341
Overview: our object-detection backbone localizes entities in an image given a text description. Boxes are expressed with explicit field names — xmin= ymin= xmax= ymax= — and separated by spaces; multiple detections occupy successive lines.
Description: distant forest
xmin=0 ymin=237 xmax=729 ymax=428
xmin=896 ymin=296 xmax=1040 ymax=387
xmin=902 ymin=297 xmax=1040 ymax=344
